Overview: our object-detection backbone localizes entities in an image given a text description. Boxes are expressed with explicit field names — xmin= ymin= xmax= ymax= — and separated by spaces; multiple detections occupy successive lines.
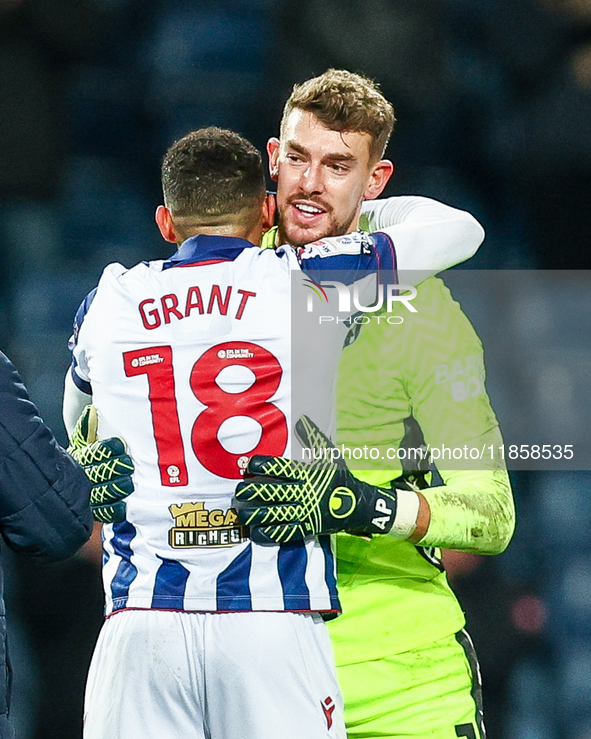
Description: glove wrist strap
xmin=388 ymin=488 xmax=421 ymax=539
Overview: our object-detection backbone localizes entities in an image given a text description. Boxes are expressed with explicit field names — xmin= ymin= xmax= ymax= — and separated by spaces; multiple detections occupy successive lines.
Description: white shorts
xmin=84 ymin=609 xmax=345 ymax=739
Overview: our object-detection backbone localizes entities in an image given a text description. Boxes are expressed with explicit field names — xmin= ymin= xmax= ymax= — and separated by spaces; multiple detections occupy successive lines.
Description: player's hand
xmin=67 ymin=405 xmax=134 ymax=524
xmin=234 ymin=415 xmax=398 ymax=544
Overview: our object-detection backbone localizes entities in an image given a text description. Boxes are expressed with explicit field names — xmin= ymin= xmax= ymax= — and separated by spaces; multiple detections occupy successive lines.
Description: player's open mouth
xmin=295 ymin=203 xmax=324 ymax=214
xmin=291 ymin=202 xmax=327 ymax=224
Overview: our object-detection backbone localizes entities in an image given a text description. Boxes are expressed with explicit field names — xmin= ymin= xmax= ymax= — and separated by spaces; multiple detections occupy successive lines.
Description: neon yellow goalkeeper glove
xmin=67 ymin=405 xmax=134 ymax=524
xmin=234 ymin=415 xmax=398 ymax=543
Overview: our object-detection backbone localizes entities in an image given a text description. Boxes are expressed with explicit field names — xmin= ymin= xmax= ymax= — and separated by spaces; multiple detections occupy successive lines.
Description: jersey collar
xmin=163 ymin=234 xmax=257 ymax=270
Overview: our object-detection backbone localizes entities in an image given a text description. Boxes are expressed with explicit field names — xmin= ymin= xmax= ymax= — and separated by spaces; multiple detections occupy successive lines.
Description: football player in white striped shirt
xmin=63 ymin=127 xmax=482 ymax=739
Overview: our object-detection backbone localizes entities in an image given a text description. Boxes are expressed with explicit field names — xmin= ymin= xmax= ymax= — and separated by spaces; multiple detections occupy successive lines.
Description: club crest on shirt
xmin=168 ymin=502 xmax=248 ymax=548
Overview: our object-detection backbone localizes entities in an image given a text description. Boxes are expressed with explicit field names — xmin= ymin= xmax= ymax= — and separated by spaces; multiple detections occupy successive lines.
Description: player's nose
xmin=299 ymin=162 xmax=324 ymax=195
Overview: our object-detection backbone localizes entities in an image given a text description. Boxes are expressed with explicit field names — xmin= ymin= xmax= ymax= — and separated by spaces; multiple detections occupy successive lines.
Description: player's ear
xmin=267 ymin=138 xmax=280 ymax=182
xmin=155 ymin=205 xmax=177 ymax=243
xmin=363 ymin=160 xmax=395 ymax=201
xmin=261 ymin=193 xmax=276 ymax=232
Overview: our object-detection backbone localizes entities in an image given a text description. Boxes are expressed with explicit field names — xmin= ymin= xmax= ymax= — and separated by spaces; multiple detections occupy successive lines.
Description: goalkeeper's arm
xmin=235 ymin=416 xmax=514 ymax=552
xmin=414 ymin=465 xmax=514 ymax=555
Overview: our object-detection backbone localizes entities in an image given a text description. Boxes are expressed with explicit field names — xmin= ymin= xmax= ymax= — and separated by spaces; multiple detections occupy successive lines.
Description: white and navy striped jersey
xmin=70 ymin=233 xmax=396 ymax=616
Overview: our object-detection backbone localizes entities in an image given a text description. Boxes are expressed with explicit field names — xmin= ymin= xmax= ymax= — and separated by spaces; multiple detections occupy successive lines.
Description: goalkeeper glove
xmin=67 ymin=405 xmax=134 ymax=524
xmin=234 ymin=415 xmax=399 ymax=544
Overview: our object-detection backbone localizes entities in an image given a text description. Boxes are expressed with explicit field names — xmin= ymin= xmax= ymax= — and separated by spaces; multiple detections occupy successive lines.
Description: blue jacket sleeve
xmin=0 ymin=352 xmax=92 ymax=561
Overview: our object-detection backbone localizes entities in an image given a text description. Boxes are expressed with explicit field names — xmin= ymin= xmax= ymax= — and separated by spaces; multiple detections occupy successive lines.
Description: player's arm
xmin=297 ymin=200 xmax=484 ymax=295
xmin=64 ymin=286 xmax=97 ymax=439
xmin=350 ymin=434 xmax=515 ymax=554
xmin=64 ymin=378 xmax=134 ymax=524
xmin=296 ymin=229 xmax=422 ymax=322
xmin=414 ymin=463 xmax=514 ymax=555
xmin=361 ymin=195 xmax=484 ymax=272
xmin=345 ymin=440 xmax=514 ymax=555
xmin=297 ymin=231 xmax=396 ymax=281
xmin=63 ymin=368 xmax=91 ymax=439
xmin=234 ymin=418 xmax=514 ymax=553
xmin=398 ymin=315 xmax=515 ymax=554
xmin=63 ymin=288 xmax=134 ymax=523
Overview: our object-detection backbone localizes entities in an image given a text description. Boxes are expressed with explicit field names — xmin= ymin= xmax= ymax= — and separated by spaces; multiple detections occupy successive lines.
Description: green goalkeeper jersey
xmin=260 ymin=222 xmax=512 ymax=663
xmin=328 ymin=274 xmax=512 ymax=665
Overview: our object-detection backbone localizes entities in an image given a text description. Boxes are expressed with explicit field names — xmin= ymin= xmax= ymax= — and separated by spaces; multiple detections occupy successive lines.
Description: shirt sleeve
xmin=361 ymin=196 xmax=485 ymax=273
xmin=68 ymin=287 xmax=96 ymax=394
xmin=297 ymin=231 xmax=397 ymax=285
xmin=62 ymin=370 xmax=92 ymax=440
xmin=418 ymin=455 xmax=515 ymax=555
xmin=296 ymin=232 xmax=399 ymax=317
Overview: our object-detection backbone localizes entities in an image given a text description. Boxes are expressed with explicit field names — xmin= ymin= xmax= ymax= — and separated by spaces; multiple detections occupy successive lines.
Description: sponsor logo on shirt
xmin=434 ymin=355 xmax=485 ymax=402
xmin=130 ymin=353 xmax=165 ymax=368
xmin=217 ymin=348 xmax=254 ymax=359
xmin=168 ymin=502 xmax=248 ymax=547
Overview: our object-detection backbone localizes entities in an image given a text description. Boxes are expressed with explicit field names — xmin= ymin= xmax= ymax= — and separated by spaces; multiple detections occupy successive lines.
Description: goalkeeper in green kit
xmin=235 ymin=69 xmax=514 ymax=739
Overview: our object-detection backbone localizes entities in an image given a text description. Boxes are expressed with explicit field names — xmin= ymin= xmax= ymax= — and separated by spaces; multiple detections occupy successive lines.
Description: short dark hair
xmin=282 ymin=69 xmax=395 ymax=162
xmin=161 ymin=127 xmax=266 ymax=220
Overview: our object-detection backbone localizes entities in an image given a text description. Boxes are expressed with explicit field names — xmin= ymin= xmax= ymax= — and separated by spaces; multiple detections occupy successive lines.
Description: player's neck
xmin=180 ymin=223 xmax=262 ymax=247
xmin=184 ymin=224 xmax=247 ymax=238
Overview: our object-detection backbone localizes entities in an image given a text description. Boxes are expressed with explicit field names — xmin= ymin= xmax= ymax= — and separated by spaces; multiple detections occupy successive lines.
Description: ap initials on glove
xmin=234 ymin=415 xmax=398 ymax=544
xmin=67 ymin=405 xmax=134 ymax=524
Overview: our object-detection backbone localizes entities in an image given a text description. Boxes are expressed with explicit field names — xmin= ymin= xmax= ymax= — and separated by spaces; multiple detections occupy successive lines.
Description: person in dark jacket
xmin=0 ymin=350 xmax=93 ymax=739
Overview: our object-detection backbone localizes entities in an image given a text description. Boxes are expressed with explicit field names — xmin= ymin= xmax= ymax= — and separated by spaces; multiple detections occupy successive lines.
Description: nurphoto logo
xmin=303 ymin=278 xmax=329 ymax=304
xmin=305 ymin=278 xmax=418 ymax=324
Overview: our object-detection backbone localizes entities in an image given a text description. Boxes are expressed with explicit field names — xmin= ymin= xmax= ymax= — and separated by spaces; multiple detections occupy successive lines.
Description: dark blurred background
xmin=1 ymin=0 xmax=591 ymax=737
